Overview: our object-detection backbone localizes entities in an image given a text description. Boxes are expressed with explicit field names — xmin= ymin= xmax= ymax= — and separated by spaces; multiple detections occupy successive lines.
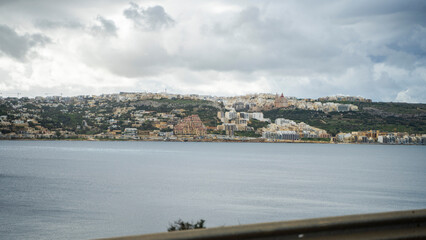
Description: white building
xmin=275 ymin=118 xmax=296 ymax=126
xmin=250 ymin=112 xmax=264 ymax=121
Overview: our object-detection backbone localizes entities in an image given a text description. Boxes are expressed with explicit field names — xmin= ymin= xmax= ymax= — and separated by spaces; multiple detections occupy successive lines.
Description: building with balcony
xmin=173 ymin=115 xmax=207 ymax=136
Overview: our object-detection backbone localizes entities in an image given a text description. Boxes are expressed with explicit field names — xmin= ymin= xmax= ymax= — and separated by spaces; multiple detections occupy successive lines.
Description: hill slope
xmin=263 ymin=102 xmax=426 ymax=135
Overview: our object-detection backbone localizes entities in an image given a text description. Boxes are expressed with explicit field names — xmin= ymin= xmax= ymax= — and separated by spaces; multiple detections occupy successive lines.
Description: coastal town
xmin=0 ymin=92 xmax=425 ymax=145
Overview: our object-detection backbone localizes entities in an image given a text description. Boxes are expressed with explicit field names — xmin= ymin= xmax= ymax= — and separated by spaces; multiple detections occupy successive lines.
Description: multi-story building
xmin=275 ymin=118 xmax=296 ymax=126
xmin=337 ymin=104 xmax=351 ymax=112
xmin=173 ymin=115 xmax=206 ymax=136
xmin=225 ymin=111 xmax=237 ymax=121
xmin=250 ymin=112 xmax=264 ymax=121
xmin=263 ymin=131 xmax=299 ymax=140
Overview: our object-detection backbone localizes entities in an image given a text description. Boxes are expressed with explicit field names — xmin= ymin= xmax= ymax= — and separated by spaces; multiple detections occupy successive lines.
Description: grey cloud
xmin=35 ymin=16 xmax=117 ymax=36
xmin=369 ymin=55 xmax=386 ymax=63
xmin=189 ymin=6 xmax=350 ymax=74
xmin=0 ymin=0 xmax=126 ymax=19
xmin=91 ymin=16 xmax=118 ymax=36
xmin=331 ymin=0 xmax=426 ymax=69
xmin=123 ymin=2 xmax=174 ymax=30
xmin=189 ymin=3 xmax=425 ymax=74
xmin=83 ymin=41 xmax=173 ymax=78
xmin=386 ymin=25 xmax=426 ymax=57
xmin=367 ymin=25 xmax=426 ymax=71
xmin=34 ymin=19 xmax=83 ymax=29
xmin=334 ymin=0 xmax=426 ymax=25
xmin=0 ymin=24 xmax=50 ymax=61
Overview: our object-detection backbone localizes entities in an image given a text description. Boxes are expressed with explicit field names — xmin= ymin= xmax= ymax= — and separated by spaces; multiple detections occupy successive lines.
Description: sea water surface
xmin=0 ymin=141 xmax=425 ymax=239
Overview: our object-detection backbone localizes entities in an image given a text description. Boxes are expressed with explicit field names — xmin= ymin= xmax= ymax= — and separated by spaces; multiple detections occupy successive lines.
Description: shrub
xmin=167 ymin=219 xmax=206 ymax=232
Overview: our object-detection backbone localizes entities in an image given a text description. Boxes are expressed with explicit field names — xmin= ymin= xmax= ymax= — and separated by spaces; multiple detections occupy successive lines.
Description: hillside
xmin=263 ymin=102 xmax=426 ymax=135
xmin=130 ymin=99 xmax=223 ymax=127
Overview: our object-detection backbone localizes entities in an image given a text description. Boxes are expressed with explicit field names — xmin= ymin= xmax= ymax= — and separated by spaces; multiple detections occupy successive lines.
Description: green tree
xmin=248 ymin=119 xmax=269 ymax=130
xmin=139 ymin=121 xmax=158 ymax=130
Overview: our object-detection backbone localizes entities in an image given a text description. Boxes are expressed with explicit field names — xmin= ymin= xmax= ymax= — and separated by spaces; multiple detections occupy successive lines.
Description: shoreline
xmin=0 ymin=137 xmax=329 ymax=144
xmin=1 ymin=138 xmax=423 ymax=145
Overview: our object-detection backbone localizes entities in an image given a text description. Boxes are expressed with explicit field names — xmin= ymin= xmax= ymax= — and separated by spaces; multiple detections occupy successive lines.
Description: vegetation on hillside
xmin=0 ymin=103 xmax=12 ymax=116
xmin=40 ymin=106 xmax=84 ymax=130
xmin=263 ymin=106 xmax=426 ymax=135
xmin=321 ymin=101 xmax=426 ymax=115
xmin=208 ymin=129 xmax=226 ymax=135
xmin=248 ymin=119 xmax=269 ymax=130
xmin=133 ymin=98 xmax=222 ymax=127
xmin=2 ymin=96 xmax=425 ymax=137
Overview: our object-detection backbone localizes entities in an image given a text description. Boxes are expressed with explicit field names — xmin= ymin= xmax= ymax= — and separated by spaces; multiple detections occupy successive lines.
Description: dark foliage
xmin=138 ymin=120 xmax=158 ymax=130
xmin=208 ymin=129 xmax=226 ymax=135
xmin=40 ymin=106 xmax=84 ymax=130
xmin=167 ymin=219 xmax=206 ymax=232
xmin=0 ymin=103 xmax=11 ymax=116
xmin=234 ymin=131 xmax=261 ymax=137
xmin=248 ymin=119 xmax=269 ymax=130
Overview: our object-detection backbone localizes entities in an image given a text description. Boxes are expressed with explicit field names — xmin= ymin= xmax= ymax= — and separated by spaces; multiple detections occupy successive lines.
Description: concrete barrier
xmin=97 ymin=209 xmax=426 ymax=240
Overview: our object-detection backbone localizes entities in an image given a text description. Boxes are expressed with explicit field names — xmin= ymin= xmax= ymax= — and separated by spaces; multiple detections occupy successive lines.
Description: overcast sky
xmin=0 ymin=0 xmax=425 ymax=102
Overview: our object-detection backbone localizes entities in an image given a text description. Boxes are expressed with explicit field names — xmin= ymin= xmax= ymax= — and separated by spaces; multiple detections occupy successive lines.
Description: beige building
xmin=274 ymin=93 xmax=288 ymax=108
xmin=173 ymin=115 xmax=207 ymax=136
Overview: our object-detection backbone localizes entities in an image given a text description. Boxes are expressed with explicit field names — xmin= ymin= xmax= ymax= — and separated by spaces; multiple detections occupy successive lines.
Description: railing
xmin=98 ymin=209 xmax=426 ymax=240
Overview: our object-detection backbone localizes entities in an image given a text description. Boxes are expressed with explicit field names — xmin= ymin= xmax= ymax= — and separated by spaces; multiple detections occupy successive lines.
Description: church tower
xmin=274 ymin=93 xmax=288 ymax=108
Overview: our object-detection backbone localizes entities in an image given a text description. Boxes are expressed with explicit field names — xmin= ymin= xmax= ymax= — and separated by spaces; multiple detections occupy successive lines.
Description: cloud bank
xmin=0 ymin=25 xmax=50 ymax=61
xmin=0 ymin=0 xmax=425 ymax=102
xmin=124 ymin=3 xmax=175 ymax=30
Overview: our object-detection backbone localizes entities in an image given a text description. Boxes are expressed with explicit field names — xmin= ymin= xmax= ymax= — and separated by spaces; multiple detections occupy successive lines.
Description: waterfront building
xmin=173 ymin=115 xmax=207 ymax=136
xmin=224 ymin=123 xmax=237 ymax=136
xmin=263 ymin=131 xmax=300 ymax=140
xmin=123 ymin=128 xmax=138 ymax=137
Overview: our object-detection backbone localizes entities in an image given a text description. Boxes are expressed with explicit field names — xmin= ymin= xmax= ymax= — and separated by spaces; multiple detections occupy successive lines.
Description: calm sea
xmin=0 ymin=141 xmax=425 ymax=239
